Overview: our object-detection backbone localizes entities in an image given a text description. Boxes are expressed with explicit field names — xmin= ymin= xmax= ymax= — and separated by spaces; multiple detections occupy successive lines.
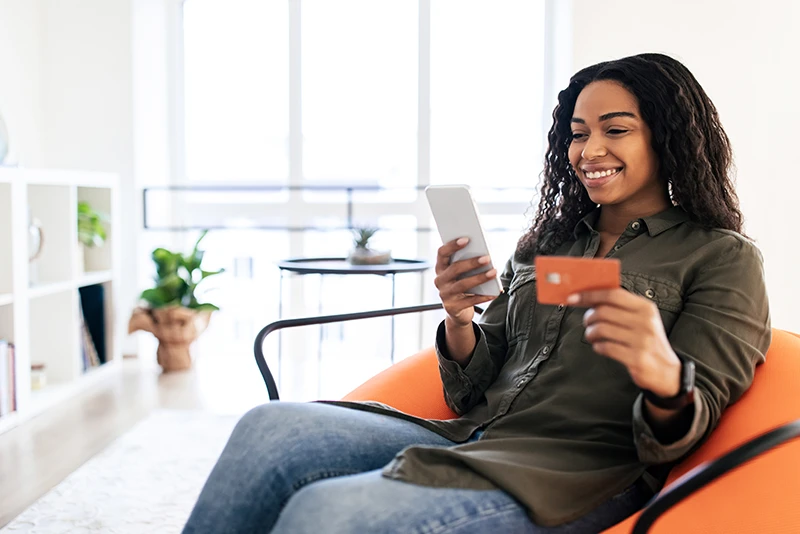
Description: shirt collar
xmin=641 ymin=206 xmax=691 ymax=236
xmin=572 ymin=208 xmax=601 ymax=238
xmin=572 ymin=205 xmax=689 ymax=238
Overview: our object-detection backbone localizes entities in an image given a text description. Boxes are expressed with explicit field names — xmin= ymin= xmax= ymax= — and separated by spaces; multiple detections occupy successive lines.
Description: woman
xmin=183 ymin=53 xmax=771 ymax=533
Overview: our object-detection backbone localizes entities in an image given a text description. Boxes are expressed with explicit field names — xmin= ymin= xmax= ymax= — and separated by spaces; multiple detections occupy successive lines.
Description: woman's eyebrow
xmin=571 ymin=111 xmax=637 ymax=124
xmin=599 ymin=111 xmax=637 ymax=121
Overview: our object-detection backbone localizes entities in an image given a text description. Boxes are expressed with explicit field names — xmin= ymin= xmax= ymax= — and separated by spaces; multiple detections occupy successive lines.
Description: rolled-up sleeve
xmin=435 ymin=259 xmax=513 ymax=415
xmin=634 ymin=237 xmax=772 ymax=464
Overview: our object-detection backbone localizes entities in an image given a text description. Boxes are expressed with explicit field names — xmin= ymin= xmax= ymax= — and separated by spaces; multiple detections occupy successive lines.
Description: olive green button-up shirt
xmin=328 ymin=206 xmax=771 ymax=527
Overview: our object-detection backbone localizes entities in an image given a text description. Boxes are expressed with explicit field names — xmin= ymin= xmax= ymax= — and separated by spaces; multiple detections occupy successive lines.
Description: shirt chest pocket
xmin=505 ymin=267 xmax=537 ymax=343
xmin=621 ymin=272 xmax=684 ymax=334
xmin=580 ymin=273 xmax=684 ymax=345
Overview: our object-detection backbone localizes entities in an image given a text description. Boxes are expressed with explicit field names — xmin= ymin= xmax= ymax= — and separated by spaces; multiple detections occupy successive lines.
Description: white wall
xmin=569 ymin=0 xmax=800 ymax=333
xmin=38 ymin=0 xmax=134 ymax=173
xmin=0 ymin=0 xmax=44 ymax=166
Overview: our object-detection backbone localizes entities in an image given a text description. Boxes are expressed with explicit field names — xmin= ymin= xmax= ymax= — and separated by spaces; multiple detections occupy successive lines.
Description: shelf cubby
xmin=29 ymin=289 xmax=80 ymax=386
xmin=27 ymin=184 xmax=75 ymax=288
xmin=0 ymin=302 xmax=14 ymax=342
xmin=77 ymin=186 xmax=113 ymax=275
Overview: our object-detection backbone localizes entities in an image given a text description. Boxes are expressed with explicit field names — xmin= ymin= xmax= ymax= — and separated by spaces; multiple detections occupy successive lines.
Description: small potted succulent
xmin=347 ymin=227 xmax=392 ymax=265
xmin=128 ymin=230 xmax=224 ymax=372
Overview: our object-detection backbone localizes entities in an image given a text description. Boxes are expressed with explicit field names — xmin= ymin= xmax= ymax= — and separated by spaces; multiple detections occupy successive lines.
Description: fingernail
xmin=456 ymin=237 xmax=469 ymax=245
xmin=485 ymin=269 xmax=497 ymax=278
xmin=566 ymin=294 xmax=580 ymax=304
xmin=478 ymin=255 xmax=490 ymax=264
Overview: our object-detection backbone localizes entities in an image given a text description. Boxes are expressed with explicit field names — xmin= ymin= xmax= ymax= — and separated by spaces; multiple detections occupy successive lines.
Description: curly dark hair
xmin=515 ymin=53 xmax=744 ymax=262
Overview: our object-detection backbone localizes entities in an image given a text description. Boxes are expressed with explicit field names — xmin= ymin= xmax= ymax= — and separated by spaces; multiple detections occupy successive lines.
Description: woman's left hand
xmin=567 ymin=289 xmax=682 ymax=398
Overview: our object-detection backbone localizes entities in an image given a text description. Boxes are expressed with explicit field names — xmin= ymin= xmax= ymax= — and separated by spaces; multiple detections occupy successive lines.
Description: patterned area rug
xmin=2 ymin=410 xmax=239 ymax=534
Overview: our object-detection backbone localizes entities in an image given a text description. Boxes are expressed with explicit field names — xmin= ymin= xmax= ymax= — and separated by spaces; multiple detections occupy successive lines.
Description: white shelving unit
xmin=0 ymin=167 xmax=122 ymax=435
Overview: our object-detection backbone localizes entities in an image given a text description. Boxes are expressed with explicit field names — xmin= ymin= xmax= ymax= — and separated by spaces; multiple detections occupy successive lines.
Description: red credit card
xmin=535 ymin=256 xmax=621 ymax=305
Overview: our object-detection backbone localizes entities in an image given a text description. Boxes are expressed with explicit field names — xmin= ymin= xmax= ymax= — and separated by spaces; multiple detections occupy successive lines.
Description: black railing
xmin=142 ymin=184 xmax=536 ymax=231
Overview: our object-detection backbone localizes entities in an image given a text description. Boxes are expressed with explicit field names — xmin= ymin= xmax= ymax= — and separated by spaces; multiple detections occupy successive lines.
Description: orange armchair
xmin=255 ymin=305 xmax=800 ymax=533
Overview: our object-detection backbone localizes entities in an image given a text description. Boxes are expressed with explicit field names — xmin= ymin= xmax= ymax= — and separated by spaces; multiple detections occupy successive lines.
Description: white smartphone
xmin=425 ymin=184 xmax=503 ymax=297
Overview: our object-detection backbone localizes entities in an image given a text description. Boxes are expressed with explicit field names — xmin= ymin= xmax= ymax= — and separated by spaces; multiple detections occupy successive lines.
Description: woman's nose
xmin=581 ymin=134 xmax=607 ymax=160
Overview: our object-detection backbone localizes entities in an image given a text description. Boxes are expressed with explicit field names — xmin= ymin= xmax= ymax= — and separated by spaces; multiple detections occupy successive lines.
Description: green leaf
xmin=157 ymin=272 xmax=185 ymax=291
xmin=192 ymin=230 xmax=209 ymax=254
xmin=200 ymin=268 xmax=225 ymax=279
xmin=77 ymin=201 xmax=108 ymax=248
xmin=182 ymin=250 xmax=204 ymax=274
xmin=191 ymin=302 xmax=219 ymax=312
xmin=152 ymin=248 xmax=180 ymax=278
xmin=140 ymin=229 xmax=222 ymax=311
xmin=156 ymin=273 xmax=187 ymax=302
xmin=140 ymin=288 xmax=171 ymax=307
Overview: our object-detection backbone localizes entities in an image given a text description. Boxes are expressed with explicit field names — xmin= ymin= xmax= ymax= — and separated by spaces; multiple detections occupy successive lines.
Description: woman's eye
xmin=571 ymin=132 xmax=587 ymax=140
xmin=607 ymin=129 xmax=628 ymax=135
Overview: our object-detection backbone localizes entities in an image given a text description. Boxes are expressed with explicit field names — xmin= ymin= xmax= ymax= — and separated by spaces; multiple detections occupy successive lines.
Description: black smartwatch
xmin=643 ymin=356 xmax=696 ymax=410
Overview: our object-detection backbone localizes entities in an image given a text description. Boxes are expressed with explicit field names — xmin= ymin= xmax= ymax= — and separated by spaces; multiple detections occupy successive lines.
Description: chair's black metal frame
xmin=254 ymin=303 xmax=448 ymax=402
xmin=253 ymin=305 xmax=800 ymax=533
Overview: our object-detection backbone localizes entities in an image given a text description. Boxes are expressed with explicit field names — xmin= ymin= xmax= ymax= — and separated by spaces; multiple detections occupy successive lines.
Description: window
xmin=182 ymin=0 xmax=546 ymax=189
xmin=430 ymin=0 xmax=546 ymax=189
xmin=173 ymin=1 xmax=548 ymax=400
xmin=302 ymin=0 xmax=418 ymax=187
xmin=183 ymin=0 xmax=289 ymax=183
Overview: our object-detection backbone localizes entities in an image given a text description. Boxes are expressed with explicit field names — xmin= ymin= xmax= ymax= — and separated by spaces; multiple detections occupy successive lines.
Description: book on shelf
xmin=79 ymin=284 xmax=106 ymax=365
xmin=78 ymin=307 xmax=101 ymax=371
xmin=0 ymin=339 xmax=16 ymax=417
xmin=76 ymin=290 xmax=100 ymax=371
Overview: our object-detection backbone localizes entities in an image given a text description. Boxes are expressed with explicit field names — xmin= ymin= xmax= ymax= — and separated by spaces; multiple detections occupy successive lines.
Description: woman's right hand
xmin=434 ymin=238 xmax=498 ymax=328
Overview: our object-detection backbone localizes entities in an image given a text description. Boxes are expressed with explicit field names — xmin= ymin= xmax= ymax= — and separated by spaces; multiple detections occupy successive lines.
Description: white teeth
xmin=584 ymin=168 xmax=621 ymax=179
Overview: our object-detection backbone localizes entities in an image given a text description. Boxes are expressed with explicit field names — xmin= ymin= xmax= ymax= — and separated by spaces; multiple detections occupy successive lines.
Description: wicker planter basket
xmin=128 ymin=306 xmax=213 ymax=372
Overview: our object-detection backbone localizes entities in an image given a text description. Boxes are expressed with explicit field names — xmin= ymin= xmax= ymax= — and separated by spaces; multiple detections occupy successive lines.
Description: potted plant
xmin=128 ymin=230 xmax=224 ymax=372
xmin=347 ymin=227 xmax=392 ymax=265
xmin=76 ymin=201 xmax=108 ymax=273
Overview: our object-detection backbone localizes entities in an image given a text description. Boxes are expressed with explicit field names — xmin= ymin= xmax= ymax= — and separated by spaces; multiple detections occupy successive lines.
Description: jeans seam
xmin=423 ymin=503 xmax=521 ymax=534
xmin=279 ymin=468 xmax=361 ymax=511
xmin=291 ymin=469 xmax=359 ymax=491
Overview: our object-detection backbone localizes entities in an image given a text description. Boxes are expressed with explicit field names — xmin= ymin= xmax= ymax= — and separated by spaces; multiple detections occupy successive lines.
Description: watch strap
xmin=643 ymin=357 xmax=695 ymax=410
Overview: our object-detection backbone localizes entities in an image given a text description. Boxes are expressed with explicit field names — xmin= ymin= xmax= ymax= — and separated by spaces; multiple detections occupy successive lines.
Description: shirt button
xmin=542 ymin=346 xmax=550 ymax=355
xmin=631 ymin=221 xmax=641 ymax=231
xmin=516 ymin=379 xmax=525 ymax=388
xmin=613 ymin=245 xmax=621 ymax=251
xmin=557 ymin=304 xmax=564 ymax=311
xmin=645 ymin=288 xmax=656 ymax=299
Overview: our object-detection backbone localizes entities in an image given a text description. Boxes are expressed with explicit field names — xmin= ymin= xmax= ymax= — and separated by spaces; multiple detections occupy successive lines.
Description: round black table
xmin=275 ymin=258 xmax=433 ymax=386
xmin=276 ymin=257 xmax=432 ymax=277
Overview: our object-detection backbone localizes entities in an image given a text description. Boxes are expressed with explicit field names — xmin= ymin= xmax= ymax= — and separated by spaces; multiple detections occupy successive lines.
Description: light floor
xmin=0 ymin=355 xmax=265 ymax=529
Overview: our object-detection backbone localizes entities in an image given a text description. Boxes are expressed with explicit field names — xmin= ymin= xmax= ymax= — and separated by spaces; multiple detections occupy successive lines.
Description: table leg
xmin=277 ymin=269 xmax=284 ymax=389
xmin=418 ymin=270 xmax=426 ymax=351
xmin=390 ymin=273 xmax=396 ymax=364
xmin=317 ymin=274 xmax=324 ymax=397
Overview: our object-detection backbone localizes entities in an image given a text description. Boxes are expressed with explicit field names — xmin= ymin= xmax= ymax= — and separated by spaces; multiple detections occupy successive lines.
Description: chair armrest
xmin=254 ymin=303 xmax=454 ymax=400
xmin=632 ymin=419 xmax=800 ymax=533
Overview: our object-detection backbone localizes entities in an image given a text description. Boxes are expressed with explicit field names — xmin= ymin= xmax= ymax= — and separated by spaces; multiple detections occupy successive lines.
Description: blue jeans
xmin=183 ymin=403 xmax=652 ymax=533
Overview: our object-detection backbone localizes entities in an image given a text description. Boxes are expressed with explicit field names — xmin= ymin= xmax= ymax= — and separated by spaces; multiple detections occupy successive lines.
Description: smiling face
xmin=568 ymin=80 xmax=667 ymax=213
